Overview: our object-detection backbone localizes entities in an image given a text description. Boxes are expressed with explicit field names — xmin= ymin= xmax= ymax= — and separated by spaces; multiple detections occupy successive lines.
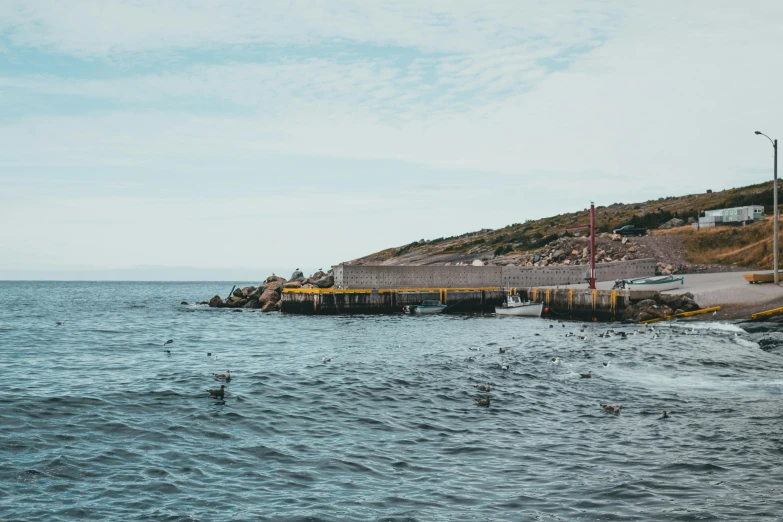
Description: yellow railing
xmin=751 ymin=306 xmax=783 ymax=320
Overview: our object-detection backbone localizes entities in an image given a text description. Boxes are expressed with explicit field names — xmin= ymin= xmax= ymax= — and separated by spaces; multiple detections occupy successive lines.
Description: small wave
xmin=734 ymin=337 xmax=760 ymax=349
xmin=664 ymin=462 xmax=729 ymax=472
xmin=673 ymin=322 xmax=747 ymax=334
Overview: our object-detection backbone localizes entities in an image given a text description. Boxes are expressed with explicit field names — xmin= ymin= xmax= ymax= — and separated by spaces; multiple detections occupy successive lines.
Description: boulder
xmin=627 ymin=246 xmax=637 ymax=253
xmin=311 ymin=271 xmax=327 ymax=280
xmin=258 ymin=285 xmax=281 ymax=307
xmin=208 ymin=295 xmax=224 ymax=308
xmin=471 ymin=259 xmax=484 ymax=266
xmin=313 ymin=275 xmax=335 ymax=288
xmin=290 ymin=269 xmax=304 ymax=280
xmin=244 ymin=299 xmax=261 ymax=309
xmin=265 ymin=275 xmax=287 ymax=283
xmin=610 ymin=234 xmax=621 ymax=241
xmin=241 ymin=286 xmax=256 ymax=297
xmin=261 ymin=300 xmax=279 ymax=312
xmin=571 ymin=249 xmax=579 ymax=256
xmin=180 ymin=301 xmax=189 ymax=305
xmin=582 ymin=247 xmax=589 ymax=258
xmin=658 ymin=218 xmax=685 ymax=230
xmin=688 ymin=217 xmax=697 ymax=224
xmin=621 ymin=237 xmax=628 ymax=244
xmin=228 ymin=298 xmax=248 ymax=308
xmin=284 ymin=281 xmax=303 ymax=289
xmin=232 ymin=288 xmax=244 ymax=297
xmin=302 ymin=283 xmax=316 ymax=289
xmin=551 ymin=249 xmax=564 ymax=259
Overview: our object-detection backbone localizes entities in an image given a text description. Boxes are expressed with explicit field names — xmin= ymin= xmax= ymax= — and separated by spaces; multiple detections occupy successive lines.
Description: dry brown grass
xmin=681 ymin=218 xmax=780 ymax=268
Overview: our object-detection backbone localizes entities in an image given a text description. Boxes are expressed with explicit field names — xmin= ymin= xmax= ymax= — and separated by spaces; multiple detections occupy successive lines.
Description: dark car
xmin=613 ymin=225 xmax=647 ymax=236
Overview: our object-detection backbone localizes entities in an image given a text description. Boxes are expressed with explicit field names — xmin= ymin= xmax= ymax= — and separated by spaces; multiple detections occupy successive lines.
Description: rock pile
xmin=658 ymin=218 xmax=686 ymax=229
xmin=622 ymin=292 xmax=700 ymax=322
xmin=504 ymin=236 xmax=647 ymax=268
xmin=207 ymin=269 xmax=334 ymax=312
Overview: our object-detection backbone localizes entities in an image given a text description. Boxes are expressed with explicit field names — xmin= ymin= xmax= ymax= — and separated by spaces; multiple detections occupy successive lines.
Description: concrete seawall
xmin=333 ymin=259 xmax=655 ymax=289
xmin=282 ymin=287 xmax=632 ymax=321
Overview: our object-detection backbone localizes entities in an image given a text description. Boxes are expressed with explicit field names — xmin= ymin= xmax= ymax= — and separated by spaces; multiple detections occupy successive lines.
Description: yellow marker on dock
xmin=639 ymin=306 xmax=722 ymax=324
xmin=751 ymin=306 xmax=783 ymax=320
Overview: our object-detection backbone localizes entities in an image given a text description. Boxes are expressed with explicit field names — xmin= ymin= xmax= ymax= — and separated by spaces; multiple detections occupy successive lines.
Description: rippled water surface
xmin=2 ymin=281 xmax=783 ymax=521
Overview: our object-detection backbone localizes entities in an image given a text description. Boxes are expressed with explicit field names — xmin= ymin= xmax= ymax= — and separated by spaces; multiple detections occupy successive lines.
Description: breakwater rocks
xmin=622 ymin=293 xmax=700 ymax=322
xmin=207 ymin=269 xmax=334 ymax=311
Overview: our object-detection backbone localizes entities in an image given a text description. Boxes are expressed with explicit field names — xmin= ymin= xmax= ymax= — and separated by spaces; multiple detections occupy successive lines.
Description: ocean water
xmin=2 ymin=281 xmax=783 ymax=521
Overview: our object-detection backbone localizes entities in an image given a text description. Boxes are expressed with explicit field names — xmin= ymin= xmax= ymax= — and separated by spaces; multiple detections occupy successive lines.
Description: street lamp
xmin=756 ymin=131 xmax=779 ymax=284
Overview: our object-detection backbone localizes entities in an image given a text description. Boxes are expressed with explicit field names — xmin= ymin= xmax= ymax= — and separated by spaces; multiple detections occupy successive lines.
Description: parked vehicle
xmin=612 ymin=225 xmax=647 ymax=236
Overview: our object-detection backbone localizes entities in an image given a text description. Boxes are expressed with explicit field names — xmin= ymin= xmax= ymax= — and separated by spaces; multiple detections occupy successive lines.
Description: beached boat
xmin=619 ymin=274 xmax=684 ymax=291
xmin=404 ymin=300 xmax=447 ymax=314
xmin=495 ymin=295 xmax=544 ymax=317
xmin=744 ymin=272 xmax=776 ymax=284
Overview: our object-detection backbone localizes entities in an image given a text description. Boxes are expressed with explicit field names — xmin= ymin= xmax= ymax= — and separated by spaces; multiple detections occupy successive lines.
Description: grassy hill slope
xmin=349 ymin=181 xmax=780 ymax=270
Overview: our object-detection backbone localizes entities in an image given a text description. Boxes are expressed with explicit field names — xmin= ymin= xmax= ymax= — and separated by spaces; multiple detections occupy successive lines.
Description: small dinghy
xmin=495 ymin=294 xmax=544 ymax=317
xmin=743 ymin=272 xmax=776 ymax=284
xmin=404 ymin=300 xmax=447 ymax=314
xmin=615 ymin=274 xmax=684 ymax=292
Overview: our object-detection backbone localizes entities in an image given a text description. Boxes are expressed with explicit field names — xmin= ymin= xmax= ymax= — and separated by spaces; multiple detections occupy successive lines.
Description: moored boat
xmin=404 ymin=300 xmax=447 ymax=314
xmin=618 ymin=274 xmax=684 ymax=291
xmin=495 ymin=294 xmax=544 ymax=317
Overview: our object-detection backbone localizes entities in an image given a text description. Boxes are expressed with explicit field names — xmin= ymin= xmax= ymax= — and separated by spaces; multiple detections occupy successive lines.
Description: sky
xmin=0 ymin=1 xmax=781 ymax=280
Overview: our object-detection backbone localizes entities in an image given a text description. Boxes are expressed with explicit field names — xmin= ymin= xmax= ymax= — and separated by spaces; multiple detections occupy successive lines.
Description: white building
xmin=697 ymin=205 xmax=764 ymax=228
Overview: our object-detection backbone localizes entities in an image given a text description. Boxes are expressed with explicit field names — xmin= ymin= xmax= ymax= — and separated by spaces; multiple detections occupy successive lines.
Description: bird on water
xmin=580 ymin=371 xmax=592 ymax=378
xmin=214 ymin=370 xmax=231 ymax=381
xmin=163 ymin=339 xmax=173 ymax=346
xmin=499 ymin=348 xmax=506 ymax=354
xmin=476 ymin=396 xmax=490 ymax=407
xmin=207 ymin=385 xmax=225 ymax=398
xmin=660 ymin=411 xmax=669 ymax=419
xmin=476 ymin=383 xmax=491 ymax=392
xmin=601 ymin=404 xmax=622 ymax=414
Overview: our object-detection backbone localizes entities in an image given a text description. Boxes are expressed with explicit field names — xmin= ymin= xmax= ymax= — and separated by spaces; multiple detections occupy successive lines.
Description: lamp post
xmin=755 ymin=131 xmax=778 ymax=284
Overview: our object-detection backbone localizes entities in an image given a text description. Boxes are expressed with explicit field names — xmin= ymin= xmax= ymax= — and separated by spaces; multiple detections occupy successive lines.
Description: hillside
xmin=347 ymin=181 xmax=780 ymax=274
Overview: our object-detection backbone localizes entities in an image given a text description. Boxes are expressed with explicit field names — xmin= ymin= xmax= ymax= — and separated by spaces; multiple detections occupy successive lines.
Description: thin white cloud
xmin=0 ymin=0 xmax=619 ymax=56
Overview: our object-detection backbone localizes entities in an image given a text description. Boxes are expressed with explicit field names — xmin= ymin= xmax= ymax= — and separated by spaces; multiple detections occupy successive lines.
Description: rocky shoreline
xmin=205 ymin=269 xmax=335 ymax=311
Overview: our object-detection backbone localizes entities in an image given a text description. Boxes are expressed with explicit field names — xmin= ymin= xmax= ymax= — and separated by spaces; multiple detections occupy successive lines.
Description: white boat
xmin=495 ymin=295 xmax=544 ymax=317
xmin=404 ymin=300 xmax=447 ymax=314
xmin=619 ymin=274 xmax=684 ymax=291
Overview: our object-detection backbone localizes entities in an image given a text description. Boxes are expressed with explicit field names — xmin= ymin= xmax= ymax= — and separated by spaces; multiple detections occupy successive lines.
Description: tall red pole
xmin=589 ymin=203 xmax=596 ymax=289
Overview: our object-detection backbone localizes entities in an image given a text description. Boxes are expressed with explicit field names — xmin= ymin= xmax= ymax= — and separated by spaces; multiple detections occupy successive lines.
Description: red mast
xmin=589 ymin=202 xmax=596 ymax=289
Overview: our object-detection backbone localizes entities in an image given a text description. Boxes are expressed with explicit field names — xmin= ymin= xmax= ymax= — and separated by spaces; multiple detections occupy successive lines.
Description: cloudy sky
xmin=1 ymin=1 xmax=781 ymax=279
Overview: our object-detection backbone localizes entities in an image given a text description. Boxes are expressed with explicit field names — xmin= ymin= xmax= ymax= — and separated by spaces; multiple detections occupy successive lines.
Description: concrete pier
xmin=282 ymin=287 xmax=631 ymax=321
xmin=282 ymin=288 xmax=506 ymax=315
